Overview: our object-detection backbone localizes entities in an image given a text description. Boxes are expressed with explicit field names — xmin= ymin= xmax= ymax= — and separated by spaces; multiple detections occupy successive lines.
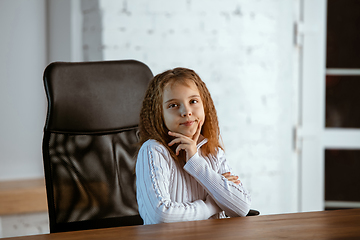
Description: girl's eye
xmin=190 ymin=99 xmax=198 ymax=104
xmin=168 ymin=103 xmax=178 ymax=109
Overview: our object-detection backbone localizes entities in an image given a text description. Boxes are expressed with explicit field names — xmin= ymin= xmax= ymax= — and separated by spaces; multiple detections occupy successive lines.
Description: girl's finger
xmin=175 ymin=144 xmax=187 ymax=155
xmin=225 ymin=176 xmax=238 ymax=181
xmin=168 ymin=136 xmax=192 ymax=147
xmin=228 ymin=176 xmax=239 ymax=181
xmin=222 ymin=172 xmax=241 ymax=184
xmin=222 ymin=172 xmax=231 ymax=178
xmin=168 ymin=131 xmax=179 ymax=137
xmin=234 ymin=180 xmax=241 ymax=185
xmin=168 ymin=131 xmax=189 ymax=138
xmin=168 ymin=132 xmax=191 ymax=140
xmin=192 ymin=121 xmax=203 ymax=142
xmin=168 ymin=138 xmax=181 ymax=147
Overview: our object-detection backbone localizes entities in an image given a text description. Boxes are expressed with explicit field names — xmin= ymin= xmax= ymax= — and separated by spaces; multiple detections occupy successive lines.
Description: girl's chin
xmin=181 ymin=131 xmax=196 ymax=138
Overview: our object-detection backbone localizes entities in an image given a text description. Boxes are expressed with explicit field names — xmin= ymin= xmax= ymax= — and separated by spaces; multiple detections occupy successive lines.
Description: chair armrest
xmin=246 ymin=209 xmax=260 ymax=216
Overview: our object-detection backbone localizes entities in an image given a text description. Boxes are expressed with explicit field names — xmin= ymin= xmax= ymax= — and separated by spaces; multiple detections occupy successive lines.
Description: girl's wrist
xmin=186 ymin=150 xmax=199 ymax=163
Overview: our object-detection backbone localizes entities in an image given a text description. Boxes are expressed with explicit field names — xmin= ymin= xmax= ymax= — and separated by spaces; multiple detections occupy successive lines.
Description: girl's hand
xmin=168 ymin=121 xmax=203 ymax=162
xmin=222 ymin=172 xmax=241 ymax=185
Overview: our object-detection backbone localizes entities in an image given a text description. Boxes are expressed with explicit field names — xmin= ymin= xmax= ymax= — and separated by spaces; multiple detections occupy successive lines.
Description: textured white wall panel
xmin=82 ymin=0 xmax=298 ymax=215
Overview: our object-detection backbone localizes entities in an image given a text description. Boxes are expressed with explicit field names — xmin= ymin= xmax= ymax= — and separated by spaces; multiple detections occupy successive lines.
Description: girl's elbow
xmin=226 ymin=201 xmax=251 ymax=218
xmin=139 ymin=209 xmax=175 ymax=225
xmin=241 ymin=203 xmax=252 ymax=217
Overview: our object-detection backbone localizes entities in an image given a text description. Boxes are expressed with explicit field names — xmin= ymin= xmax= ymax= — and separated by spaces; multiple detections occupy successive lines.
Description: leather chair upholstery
xmin=42 ymin=60 xmax=153 ymax=233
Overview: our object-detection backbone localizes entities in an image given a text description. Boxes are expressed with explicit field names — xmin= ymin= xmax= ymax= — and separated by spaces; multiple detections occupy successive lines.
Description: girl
xmin=136 ymin=68 xmax=251 ymax=225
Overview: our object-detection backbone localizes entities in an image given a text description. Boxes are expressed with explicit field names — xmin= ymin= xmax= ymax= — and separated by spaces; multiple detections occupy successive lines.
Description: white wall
xmin=0 ymin=0 xmax=305 ymax=238
xmin=0 ymin=0 xmax=47 ymax=181
xmin=0 ymin=0 xmax=83 ymax=181
xmin=0 ymin=0 xmax=49 ymax=237
xmin=0 ymin=212 xmax=49 ymax=238
xmin=0 ymin=0 xmax=299 ymax=217
xmin=85 ymin=0 xmax=298 ymax=214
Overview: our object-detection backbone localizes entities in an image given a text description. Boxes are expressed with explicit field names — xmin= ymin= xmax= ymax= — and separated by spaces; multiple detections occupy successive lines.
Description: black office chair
xmin=42 ymin=60 xmax=153 ymax=233
xmin=247 ymin=209 xmax=260 ymax=216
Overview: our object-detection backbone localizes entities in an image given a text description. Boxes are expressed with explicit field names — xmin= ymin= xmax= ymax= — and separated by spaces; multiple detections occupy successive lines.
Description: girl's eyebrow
xmin=164 ymin=95 xmax=200 ymax=104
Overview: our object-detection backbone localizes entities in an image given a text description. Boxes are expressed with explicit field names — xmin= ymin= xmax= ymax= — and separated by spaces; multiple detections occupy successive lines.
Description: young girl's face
xmin=162 ymin=80 xmax=205 ymax=138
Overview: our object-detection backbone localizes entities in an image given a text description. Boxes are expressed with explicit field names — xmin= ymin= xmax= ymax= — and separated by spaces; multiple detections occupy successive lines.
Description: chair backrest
xmin=42 ymin=60 xmax=153 ymax=233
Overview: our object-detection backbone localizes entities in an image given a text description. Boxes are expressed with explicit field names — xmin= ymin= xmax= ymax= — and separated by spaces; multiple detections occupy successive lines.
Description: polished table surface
xmin=5 ymin=209 xmax=360 ymax=240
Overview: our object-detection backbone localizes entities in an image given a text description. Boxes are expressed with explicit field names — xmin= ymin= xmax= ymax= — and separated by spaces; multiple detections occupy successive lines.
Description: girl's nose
xmin=181 ymin=106 xmax=192 ymax=117
xmin=182 ymin=112 xmax=191 ymax=117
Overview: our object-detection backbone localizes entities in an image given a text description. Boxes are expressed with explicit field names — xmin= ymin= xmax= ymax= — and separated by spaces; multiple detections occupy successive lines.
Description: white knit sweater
xmin=136 ymin=138 xmax=251 ymax=225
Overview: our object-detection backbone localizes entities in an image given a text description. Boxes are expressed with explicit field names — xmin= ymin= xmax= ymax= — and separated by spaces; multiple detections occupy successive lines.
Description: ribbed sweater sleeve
xmin=136 ymin=140 xmax=220 ymax=224
xmin=183 ymin=151 xmax=251 ymax=217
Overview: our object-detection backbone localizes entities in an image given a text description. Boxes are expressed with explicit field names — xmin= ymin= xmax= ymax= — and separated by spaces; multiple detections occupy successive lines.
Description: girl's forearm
xmin=184 ymin=153 xmax=251 ymax=217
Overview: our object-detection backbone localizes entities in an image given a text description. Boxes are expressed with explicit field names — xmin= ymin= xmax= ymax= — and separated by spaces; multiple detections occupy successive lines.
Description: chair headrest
xmin=43 ymin=60 xmax=153 ymax=133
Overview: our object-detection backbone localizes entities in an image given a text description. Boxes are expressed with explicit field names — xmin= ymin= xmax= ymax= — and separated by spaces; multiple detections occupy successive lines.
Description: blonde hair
xmin=139 ymin=67 xmax=223 ymax=161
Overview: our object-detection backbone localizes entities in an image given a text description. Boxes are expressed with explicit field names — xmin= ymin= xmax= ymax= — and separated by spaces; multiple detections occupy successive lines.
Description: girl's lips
xmin=180 ymin=121 xmax=195 ymax=127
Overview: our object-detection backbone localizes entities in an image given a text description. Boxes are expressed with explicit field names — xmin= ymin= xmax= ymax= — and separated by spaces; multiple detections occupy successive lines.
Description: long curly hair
xmin=139 ymin=67 xmax=223 ymax=161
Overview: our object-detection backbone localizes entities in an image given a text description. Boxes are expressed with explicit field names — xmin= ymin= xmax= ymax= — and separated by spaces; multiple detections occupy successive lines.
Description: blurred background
xmin=1 ymin=0 xmax=359 ymax=237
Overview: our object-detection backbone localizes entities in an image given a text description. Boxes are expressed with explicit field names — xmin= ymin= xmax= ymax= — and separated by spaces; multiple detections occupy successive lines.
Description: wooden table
xmin=4 ymin=209 xmax=360 ymax=240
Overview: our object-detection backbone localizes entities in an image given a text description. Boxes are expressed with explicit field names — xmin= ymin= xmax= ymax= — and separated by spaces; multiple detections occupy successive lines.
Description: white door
xmin=296 ymin=0 xmax=327 ymax=212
